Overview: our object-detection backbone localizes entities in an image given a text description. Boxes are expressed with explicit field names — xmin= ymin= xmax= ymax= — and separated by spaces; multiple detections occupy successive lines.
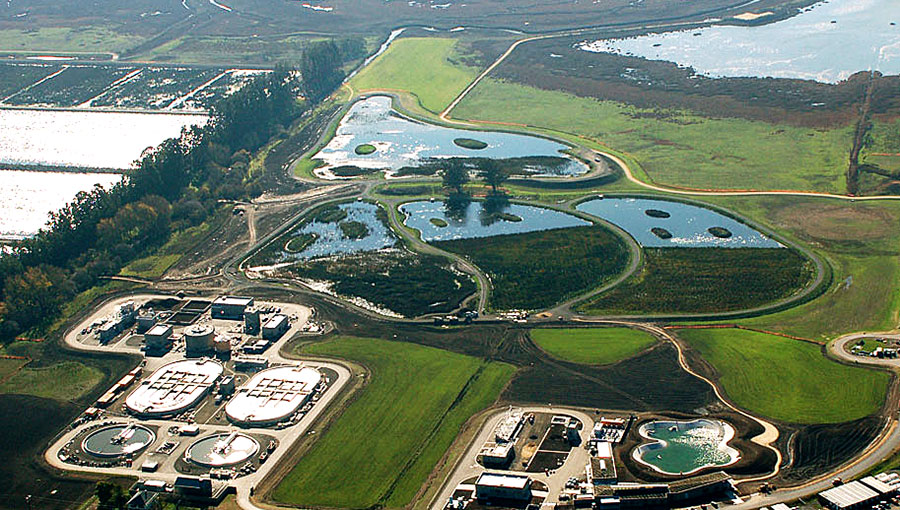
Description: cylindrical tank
xmin=184 ymin=324 xmax=215 ymax=355
xmin=214 ymin=337 xmax=231 ymax=354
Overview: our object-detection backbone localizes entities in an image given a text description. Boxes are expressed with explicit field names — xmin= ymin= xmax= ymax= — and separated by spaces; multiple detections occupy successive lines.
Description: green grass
xmin=436 ymin=225 xmax=631 ymax=311
xmin=0 ymin=361 xmax=103 ymax=401
xmin=273 ymin=336 xmax=514 ymax=508
xmin=0 ymin=27 xmax=143 ymax=54
xmin=678 ymin=328 xmax=889 ymax=424
xmin=355 ymin=143 xmax=377 ymax=155
xmin=351 ymin=37 xmax=480 ymax=113
xmin=454 ymin=79 xmax=853 ymax=193
xmin=0 ymin=358 xmax=27 ymax=382
xmin=119 ymin=254 xmax=181 ymax=279
xmin=581 ymin=248 xmax=815 ymax=316
xmin=531 ymin=327 xmax=657 ymax=365
xmin=696 ymin=195 xmax=900 ymax=341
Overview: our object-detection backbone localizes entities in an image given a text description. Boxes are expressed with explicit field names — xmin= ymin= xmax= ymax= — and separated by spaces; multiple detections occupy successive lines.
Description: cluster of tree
xmin=0 ymin=40 xmax=356 ymax=341
xmin=95 ymin=482 xmax=129 ymax=510
xmin=440 ymin=158 xmax=509 ymax=196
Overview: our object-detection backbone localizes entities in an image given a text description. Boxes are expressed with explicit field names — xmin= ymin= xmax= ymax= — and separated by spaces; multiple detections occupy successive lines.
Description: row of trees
xmin=0 ymin=40 xmax=354 ymax=341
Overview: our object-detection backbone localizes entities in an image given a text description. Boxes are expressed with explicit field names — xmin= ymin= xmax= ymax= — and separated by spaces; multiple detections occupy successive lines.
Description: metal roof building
xmin=819 ymin=481 xmax=880 ymax=510
xmin=475 ymin=472 xmax=532 ymax=501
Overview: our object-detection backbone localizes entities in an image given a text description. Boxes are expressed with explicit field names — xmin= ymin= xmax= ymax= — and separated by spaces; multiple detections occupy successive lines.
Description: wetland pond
xmin=633 ymin=419 xmax=740 ymax=475
xmin=267 ymin=201 xmax=396 ymax=264
xmin=576 ymin=197 xmax=781 ymax=248
xmin=578 ymin=0 xmax=900 ymax=83
xmin=400 ymin=200 xmax=590 ymax=242
xmin=313 ymin=96 xmax=587 ymax=178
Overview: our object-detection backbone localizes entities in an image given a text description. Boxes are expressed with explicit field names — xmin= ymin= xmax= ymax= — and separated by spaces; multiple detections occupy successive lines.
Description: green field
xmin=273 ymin=336 xmax=514 ymax=508
xmin=531 ymin=327 xmax=657 ymax=365
xmin=0 ymin=26 xmax=143 ymax=54
xmin=679 ymin=328 xmax=889 ymax=423
xmin=435 ymin=225 xmax=630 ymax=311
xmin=0 ymin=361 xmax=103 ymax=401
xmin=0 ymin=358 xmax=27 ymax=382
xmin=699 ymin=196 xmax=900 ymax=340
xmin=581 ymin=248 xmax=815 ymax=316
xmin=351 ymin=37 xmax=480 ymax=113
xmin=454 ymin=79 xmax=853 ymax=193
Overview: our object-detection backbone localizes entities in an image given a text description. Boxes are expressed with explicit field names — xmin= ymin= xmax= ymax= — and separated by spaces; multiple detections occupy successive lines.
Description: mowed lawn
xmin=453 ymin=79 xmax=853 ymax=193
xmin=273 ymin=336 xmax=514 ymax=508
xmin=531 ymin=327 xmax=657 ymax=365
xmin=0 ymin=361 xmax=103 ymax=401
xmin=678 ymin=328 xmax=889 ymax=424
xmin=351 ymin=37 xmax=480 ymax=113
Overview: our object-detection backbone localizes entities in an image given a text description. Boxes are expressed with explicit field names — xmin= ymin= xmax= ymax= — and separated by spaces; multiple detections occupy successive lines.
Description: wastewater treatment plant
xmin=1 ymin=2 xmax=900 ymax=510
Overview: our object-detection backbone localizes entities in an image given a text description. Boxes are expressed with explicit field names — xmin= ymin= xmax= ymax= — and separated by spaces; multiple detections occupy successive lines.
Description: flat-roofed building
xmin=819 ymin=481 xmax=880 ymax=510
xmin=211 ymin=296 xmax=254 ymax=320
xmin=475 ymin=472 xmax=532 ymax=501
xmin=262 ymin=314 xmax=290 ymax=341
xmin=860 ymin=476 xmax=897 ymax=497
xmin=144 ymin=324 xmax=173 ymax=352
xmin=478 ymin=442 xmax=514 ymax=467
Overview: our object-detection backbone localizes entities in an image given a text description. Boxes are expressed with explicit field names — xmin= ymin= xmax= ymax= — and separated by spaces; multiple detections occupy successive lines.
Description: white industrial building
xmin=225 ymin=365 xmax=322 ymax=426
xmin=262 ymin=314 xmax=290 ymax=341
xmin=819 ymin=477 xmax=896 ymax=510
xmin=125 ymin=359 xmax=223 ymax=417
xmin=211 ymin=296 xmax=254 ymax=320
xmin=475 ymin=472 xmax=533 ymax=501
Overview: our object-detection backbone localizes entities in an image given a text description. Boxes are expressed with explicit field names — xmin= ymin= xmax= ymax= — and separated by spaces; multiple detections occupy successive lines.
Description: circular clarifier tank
xmin=82 ymin=424 xmax=156 ymax=458
xmin=186 ymin=432 xmax=259 ymax=467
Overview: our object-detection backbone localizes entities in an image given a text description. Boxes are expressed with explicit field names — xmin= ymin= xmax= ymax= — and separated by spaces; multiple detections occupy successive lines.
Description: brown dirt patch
xmin=773 ymin=203 xmax=897 ymax=241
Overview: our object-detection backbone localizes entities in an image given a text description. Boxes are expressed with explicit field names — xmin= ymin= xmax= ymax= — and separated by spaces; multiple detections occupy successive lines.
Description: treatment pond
xmin=313 ymin=96 xmax=587 ymax=177
xmin=400 ymin=200 xmax=590 ymax=242
xmin=633 ymin=419 xmax=740 ymax=475
xmin=576 ymin=197 xmax=781 ymax=248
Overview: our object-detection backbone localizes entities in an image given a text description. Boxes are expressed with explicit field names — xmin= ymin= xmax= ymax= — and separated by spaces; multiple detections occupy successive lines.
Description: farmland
xmin=453 ymin=79 xmax=853 ymax=193
xmin=580 ymin=248 xmax=815 ymax=316
xmin=350 ymin=37 xmax=481 ymax=113
xmin=530 ymin=327 xmax=657 ymax=365
xmin=678 ymin=328 xmax=889 ymax=423
xmin=273 ymin=336 xmax=514 ymax=508
xmin=435 ymin=225 xmax=630 ymax=311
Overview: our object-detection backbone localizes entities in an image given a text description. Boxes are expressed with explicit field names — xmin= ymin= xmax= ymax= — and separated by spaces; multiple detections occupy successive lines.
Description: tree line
xmin=0 ymin=40 xmax=356 ymax=341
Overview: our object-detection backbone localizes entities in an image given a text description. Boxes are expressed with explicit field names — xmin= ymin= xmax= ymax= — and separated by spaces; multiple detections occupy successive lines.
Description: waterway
xmin=313 ymin=96 xmax=586 ymax=177
xmin=576 ymin=197 xmax=781 ymax=248
xmin=400 ymin=200 xmax=590 ymax=242
xmin=578 ymin=0 xmax=900 ymax=83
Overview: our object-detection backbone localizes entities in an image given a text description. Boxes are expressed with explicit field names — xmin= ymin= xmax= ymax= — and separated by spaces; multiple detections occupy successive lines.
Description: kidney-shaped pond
xmin=401 ymin=200 xmax=591 ymax=242
xmin=632 ymin=419 xmax=740 ymax=476
xmin=576 ymin=197 xmax=781 ymax=248
xmin=313 ymin=96 xmax=587 ymax=177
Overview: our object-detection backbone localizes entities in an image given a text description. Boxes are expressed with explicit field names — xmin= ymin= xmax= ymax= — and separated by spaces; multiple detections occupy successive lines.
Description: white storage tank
xmin=184 ymin=324 xmax=215 ymax=356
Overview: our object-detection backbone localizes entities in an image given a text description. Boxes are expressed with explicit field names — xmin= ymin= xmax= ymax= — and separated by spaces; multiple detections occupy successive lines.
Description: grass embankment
xmin=679 ymin=328 xmax=889 ymax=424
xmin=453 ymin=79 xmax=853 ymax=193
xmin=701 ymin=196 xmax=900 ymax=341
xmin=531 ymin=327 xmax=657 ymax=365
xmin=0 ymin=361 xmax=103 ymax=401
xmin=351 ymin=37 xmax=480 ymax=113
xmin=274 ymin=336 xmax=514 ymax=508
xmin=119 ymin=222 xmax=212 ymax=278
xmin=436 ymin=225 xmax=630 ymax=311
xmin=581 ymin=248 xmax=815 ymax=316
